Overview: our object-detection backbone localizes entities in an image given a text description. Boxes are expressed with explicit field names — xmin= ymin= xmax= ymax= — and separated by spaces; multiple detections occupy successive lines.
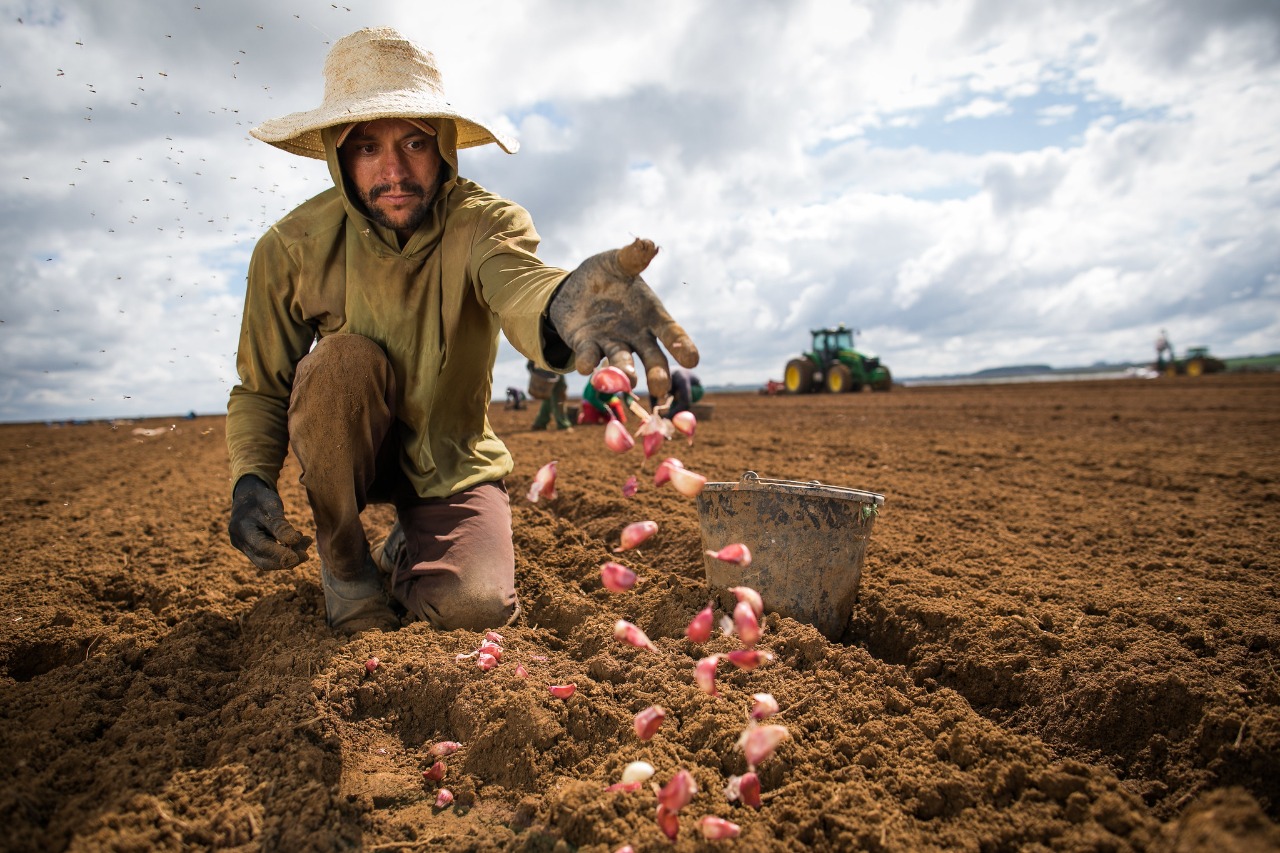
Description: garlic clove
xmin=733 ymin=600 xmax=762 ymax=646
xmin=613 ymin=520 xmax=658 ymax=552
xmin=653 ymin=457 xmax=683 ymax=486
xmin=694 ymin=654 xmax=721 ymax=696
xmin=655 ymin=803 xmax=679 ymax=840
xmin=633 ymin=705 xmax=665 ymax=740
xmin=604 ymin=419 xmax=635 ymax=453
xmin=739 ymin=771 xmax=762 ymax=808
xmin=514 ymin=663 xmax=530 ymax=679
xmin=527 ymin=460 xmax=557 ymax=502
xmin=642 ymin=430 xmax=665 ymax=459
xmin=591 ymin=365 xmax=632 ymax=394
xmin=750 ymin=693 xmax=780 ymax=721
xmin=737 ymin=723 xmax=790 ymax=769
xmin=685 ymin=602 xmax=714 ymax=643
xmin=548 ymin=683 xmax=577 ymax=699
xmin=726 ymin=649 xmax=773 ymax=670
xmin=421 ymin=761 xmax=446 ymax=782
xmin=707 ymin=543 xmax=752 ymax=567
xmin=434 ymin=788 xmax=454 ymax=808
xmin=476 ymin=652 xmax=499 ymax=671
xmin=613 ymin=619 xmax=657 ymax=651
xmin=668 ymin=464 xmax=707 ymax=497
xmin=729 ymin=586 xmax=764 ymax=618
xmin=364 ymin=657 xmax=380 ymax=674
xmin=600 ymin=561 xmax=639 ymax=592
xmin=622 ymin=475 xmax=639 ymax=497
xmin=656 ymin=768 xmax=698 ymax=812
xmin=429 ymin=741 xmax=461 ymax=757
xmin=698 ymin=815 xmax=741 ymax=839
xmin=671 ymin=411 xmax=696 ymax=438
xmin=620 ymin=760 xmax=656 ymax=784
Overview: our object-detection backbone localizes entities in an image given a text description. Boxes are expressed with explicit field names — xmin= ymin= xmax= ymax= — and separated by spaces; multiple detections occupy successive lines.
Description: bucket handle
xmin=735 ymin=471 xmax=885 ymax=505
xmin=742 ymin=471 xmax=823 ymax=487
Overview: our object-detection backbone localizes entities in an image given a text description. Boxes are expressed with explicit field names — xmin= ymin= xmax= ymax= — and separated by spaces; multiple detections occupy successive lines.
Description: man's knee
xmin=400 ymin=574 xmax=516 ymax=631
xmin=296 ymin=334 xmax=390 ymax=386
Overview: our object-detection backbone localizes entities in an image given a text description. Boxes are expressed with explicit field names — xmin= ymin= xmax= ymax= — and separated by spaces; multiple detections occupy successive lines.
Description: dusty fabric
xmin=390 ymin=481 xmax=518 ymax=631
xmin=227 ymin=118 xmax=571 ymax=500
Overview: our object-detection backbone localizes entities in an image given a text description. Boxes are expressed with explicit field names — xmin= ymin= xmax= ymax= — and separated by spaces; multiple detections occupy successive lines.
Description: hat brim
xmin=251 ymin=94 xmax=519 ymax=159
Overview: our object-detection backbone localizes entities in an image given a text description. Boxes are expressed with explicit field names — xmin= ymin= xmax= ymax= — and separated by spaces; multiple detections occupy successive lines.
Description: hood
xmin=320 ymin=118 xmax=462 ymax=254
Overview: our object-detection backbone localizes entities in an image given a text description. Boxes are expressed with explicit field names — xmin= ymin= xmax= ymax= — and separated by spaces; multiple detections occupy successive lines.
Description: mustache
xmin=368 ymin=181 xmax=426 ymax=202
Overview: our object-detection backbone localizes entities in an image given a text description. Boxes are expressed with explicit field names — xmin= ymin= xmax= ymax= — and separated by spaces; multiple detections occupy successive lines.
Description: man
xmin=226 ymin=28 xmax=697 ymax=633
xmin=579 ymin=373 xmax=632 ymax=424
xmin=527 ymin=360 xmax=571 ymax=431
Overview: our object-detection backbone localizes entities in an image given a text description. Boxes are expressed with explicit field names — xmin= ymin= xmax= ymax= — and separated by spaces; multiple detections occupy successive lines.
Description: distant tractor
xmin=784 ymin=325 xmax=892 ymax=393
xmin=1164 ymin=345 xmax=1227 ymax=378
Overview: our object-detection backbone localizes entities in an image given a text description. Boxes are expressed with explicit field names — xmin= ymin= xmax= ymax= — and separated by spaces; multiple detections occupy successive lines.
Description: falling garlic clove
xmin=737 ymin=723 xmax=790 ymax=769
xmin=655 ymin=803 xmax=680 ymax=840
xmin=527 ymin=460 xmax=557 ymax=502
xmin=591 ymin=365 xmax=632 ymax=394
xmin=695 ymin=654 xmax=721 ymax=696
xmin=685 ymin=602 xmax=714 ymax=643
xmin=614 ymin=619 xmax=657 ymax=651
xmin=698 ymin=815 xmax=741 ymax=839
xmin=642 ymin=429 xmax=665 ymax=459
xmin=620 ymin=760 xmax=656 ymax=784
xmin=600 ymin=561 xmax=639 ymax=592
xmin=733 ymin=600 xmax=762 ymax=647
xmin=548 ymin=683 xmax=577 ymax=699
xmin=364 ymin=657 xmax=380 ymax=674
xmin=434 ymin=788 xmax=454 ymax=809
xmin=653 ymin=457 xmax=683 ymax=486
xmin=634 ymin=705 xmax=666 ymax=740
xmin=726 ymin=649 xmax=774 ymax=670
xmin=671 ymin=411 xmax=696 ymax=439
xmin=514 ymin=663 xmax=530 ymax=679
xmin=622 ymin=475 xmax=639 ymax=498
xmin=707 ymin=543 xmax=752 ymax=567
xmin=667 ymin=464 xmax=707 ymax=497
xmin=614 ymin=519 xmax=658 ymax=552
xmin=604 ymin=419 xmax=635 ymax=453
xmin=738 ymin=771 xmax=762 ymax=808
xmin=421 ymin=761 xmax=446 ymax=782
xmin=656 ymin=768 xmax=699 ymax=812
xmin=605 ymin=780 xmax=644 ymax=792
xmin=750 ymin=693 xmax=780 ymax=721
xmin=729 ymin=586 xmax=764 ymax=618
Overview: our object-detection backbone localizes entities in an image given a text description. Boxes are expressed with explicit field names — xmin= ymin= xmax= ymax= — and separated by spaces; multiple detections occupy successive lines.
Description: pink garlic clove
xmin=476 ymin=652 xmax=499 ymax=671
xmin=642 ymin=430 xmax=665 ymax=459
xmin=430 ymin=741 xmax=461 ymax=758
xmin=685 ymin=602 xmax=714 ymax=643
xmin=527 ymin=460 xmax=557 ymax=502
xmin=604 ymin=419 xmax=635 ymax=453
xmin=655 ymin=803 xmax=680 ymax=840
xmin=718 ymin=614 xmax=735 ymax=636
xmin=614 ymin=520 xmax=658 ymax=552
xmin=605 ymin=780 xmax=644 ymax=793
xmin=364 ymin=657 xmax=380 ymax=674
xmin=478 ymin=640 xmax=503 ymax=660
xmin=514 ymin=663 xmax=530 ymax=679
xmin=653 ymin=457 xmax=683 ymax=486
xmin=434 ymin=788 xmax=454 ymax=808
xmin=733 ymin=600 xmax=762 ymax=646
xmin=726 ymin=649 xmax=774 ymax=671
xmin=729 ymin=586 xmax=764 ymax=618
xmin=694 ymin=654 xmax=721 ymax=696
xmin=484 ymin=630 xmax=504 ymax=644
xmin=699 ymin=815 xmax=741 ymax=839
xmin=421 ymin=761 xmax=446 ymax=782
xmin=614 ymin=619 xmax=657 ymax=651
xmin=667 ymin=464 xmax=707 ymax=497
xmin=634 ymin=705 xmax=666 ymax=740
xmin=671 ymin=411 xmax=697 ymax=438
xmin=600 ymin=561 xmax=639 ymax=593
xmin=706 ymin=543 xmax=752 ymax=567
xmin=739 ymin=771 xmax=762 ymax=808
xmin=622 ymin=475 xmax=639 ymax=498
xmin=548 ymin=683 xmax=577 ymax=699
xmin=591 ymin=365 xmax=632 ymax=394
xmin=750 ymin=693 xmax=780 ymax=721
xmin=656 ymin=768 xmax=699 ymax=812
xmin=737 ymin=723 xmax=790 ymax=769
xmin=614 ymin=846 xmax=636 ymax=853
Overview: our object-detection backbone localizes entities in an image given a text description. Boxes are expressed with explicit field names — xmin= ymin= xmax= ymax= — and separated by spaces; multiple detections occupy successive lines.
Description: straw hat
xmin=251 ymin=27 xmax=518 ymax=159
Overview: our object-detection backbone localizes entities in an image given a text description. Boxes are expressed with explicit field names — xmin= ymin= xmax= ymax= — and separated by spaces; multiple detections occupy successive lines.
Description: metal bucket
xmin=695 ymin=472 xmax=884 ymax=640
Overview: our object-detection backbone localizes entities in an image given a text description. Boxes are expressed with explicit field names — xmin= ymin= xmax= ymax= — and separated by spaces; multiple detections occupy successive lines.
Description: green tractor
xmin=784 ymin=325 xmax=892 ymax=394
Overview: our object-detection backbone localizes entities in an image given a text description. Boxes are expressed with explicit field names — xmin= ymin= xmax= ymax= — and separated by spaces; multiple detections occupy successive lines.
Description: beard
xmin=359 ymin=180 xmax=434 ymax=233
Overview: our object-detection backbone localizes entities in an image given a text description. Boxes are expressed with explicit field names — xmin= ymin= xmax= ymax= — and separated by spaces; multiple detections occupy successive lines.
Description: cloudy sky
xmin=2 ymin=0 xmax=1278 ymax=422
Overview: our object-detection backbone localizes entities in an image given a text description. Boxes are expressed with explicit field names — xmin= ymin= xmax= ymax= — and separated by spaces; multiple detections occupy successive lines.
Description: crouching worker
xmin=226 ymin=28 xmax=698 ymax=633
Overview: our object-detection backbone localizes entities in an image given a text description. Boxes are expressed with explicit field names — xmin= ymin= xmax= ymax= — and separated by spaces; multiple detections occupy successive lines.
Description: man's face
xmin=338 ymin=118 xmax=442 ymax=240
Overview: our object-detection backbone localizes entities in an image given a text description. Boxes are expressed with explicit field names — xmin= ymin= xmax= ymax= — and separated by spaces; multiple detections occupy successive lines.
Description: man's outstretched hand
xmin=228 ymin=475 xmax=312 ymax=570
xmin=549 ymin=238 xmax=699 ymax=401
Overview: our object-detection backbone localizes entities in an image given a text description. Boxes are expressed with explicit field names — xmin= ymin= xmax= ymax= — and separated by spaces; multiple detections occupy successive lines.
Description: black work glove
xmin=548 ymin=238 xmax=699 ymax=401
xmin=228 ymin=475 xmax=312 ymax=570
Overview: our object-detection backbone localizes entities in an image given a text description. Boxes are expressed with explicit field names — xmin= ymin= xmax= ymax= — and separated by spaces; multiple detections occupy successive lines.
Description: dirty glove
xmin=228 ymin=475 xmax=312 ymax=571
xmin=548 ymin=238 xmax=699 ymax=401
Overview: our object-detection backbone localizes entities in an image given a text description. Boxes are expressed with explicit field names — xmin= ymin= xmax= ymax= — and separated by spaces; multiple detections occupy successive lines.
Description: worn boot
xmin=371 ymin=523 xmax=406 ymax=577
xmin=321 ymin=554 xmax=400 ymax=632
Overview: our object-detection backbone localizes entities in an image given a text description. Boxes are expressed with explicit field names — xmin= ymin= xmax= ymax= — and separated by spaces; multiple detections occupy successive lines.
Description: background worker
xmin=579 ymin=374 xmax=633 ymax=424
xmin=225 ymin=28 xmax=698 ymax=634
xmin=527 ymin=360 xmax=572 ymax=431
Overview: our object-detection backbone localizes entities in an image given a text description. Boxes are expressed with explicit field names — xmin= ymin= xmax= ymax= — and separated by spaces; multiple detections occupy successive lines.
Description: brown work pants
xmin=288 ymin=334 xmax=518 ymax=630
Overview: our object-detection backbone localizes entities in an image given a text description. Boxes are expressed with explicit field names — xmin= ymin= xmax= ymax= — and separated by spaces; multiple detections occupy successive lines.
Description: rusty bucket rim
xmin=700 ymin=470 xmax=885 ymax=507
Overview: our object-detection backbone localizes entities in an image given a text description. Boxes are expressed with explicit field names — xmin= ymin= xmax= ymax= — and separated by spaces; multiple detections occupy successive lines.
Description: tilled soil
xmin=1 ymin=374 xmax=1277 ymax=852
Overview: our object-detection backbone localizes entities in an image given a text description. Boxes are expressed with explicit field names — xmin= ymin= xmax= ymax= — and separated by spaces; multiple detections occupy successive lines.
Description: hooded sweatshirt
xmin=226 ymin=120 xmax=570 ymax=498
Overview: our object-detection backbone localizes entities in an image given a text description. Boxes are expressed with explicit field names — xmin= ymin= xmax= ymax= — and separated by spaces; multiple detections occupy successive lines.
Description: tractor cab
xmin=814 ymin=326 xmax=856 ymax=364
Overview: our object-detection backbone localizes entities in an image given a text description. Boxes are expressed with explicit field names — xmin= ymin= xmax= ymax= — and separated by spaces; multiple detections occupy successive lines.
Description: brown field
xmin=1 ymin=374 xmax=1278 ymax=851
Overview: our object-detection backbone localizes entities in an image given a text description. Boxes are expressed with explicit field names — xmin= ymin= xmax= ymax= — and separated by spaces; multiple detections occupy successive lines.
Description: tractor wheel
xmin=872 ymin=368 xmax=893 ymax=392
xmin=826 ymin=363 xmax=853 ymax=393
xmin=784 ymin=359 xmax=815 ymax=394
xmin=1186 ymin=358 xmax=1204 ymax=378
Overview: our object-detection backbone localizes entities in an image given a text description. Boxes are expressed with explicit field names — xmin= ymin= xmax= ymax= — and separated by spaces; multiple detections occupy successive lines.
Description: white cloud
xmin=1 ymin=0 xmax=1278 ymax=422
